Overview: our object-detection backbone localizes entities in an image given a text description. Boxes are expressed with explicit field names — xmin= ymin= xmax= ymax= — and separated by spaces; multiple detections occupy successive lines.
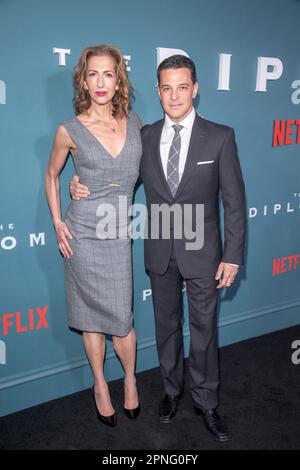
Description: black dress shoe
xmin=194 ymin=406 xmax=229 ymax=441
xmin=159 ymin=393 xmax=183 ymax=423
xmin=92 ymin=388 xmax=117 ymax=427
xmin=123 ymin=404 xmax=141 ymax=420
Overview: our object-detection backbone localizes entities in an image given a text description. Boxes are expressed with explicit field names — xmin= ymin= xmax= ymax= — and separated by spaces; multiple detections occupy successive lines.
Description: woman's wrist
xmin=53 ymin=217 xmax=62 ymax=228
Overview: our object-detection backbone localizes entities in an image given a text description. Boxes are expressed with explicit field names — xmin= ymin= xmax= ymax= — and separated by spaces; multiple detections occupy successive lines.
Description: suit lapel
xmin=174 ymin=114 xmax=208 ymax=199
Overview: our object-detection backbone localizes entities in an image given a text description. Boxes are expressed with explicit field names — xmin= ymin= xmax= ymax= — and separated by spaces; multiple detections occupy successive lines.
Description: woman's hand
xmin=54 ymin=219 xmax=74 ymax=258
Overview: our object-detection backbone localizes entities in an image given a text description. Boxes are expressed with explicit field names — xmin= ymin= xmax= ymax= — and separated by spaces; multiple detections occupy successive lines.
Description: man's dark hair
xmin=157 ymin=55 xmax=197 ymax=84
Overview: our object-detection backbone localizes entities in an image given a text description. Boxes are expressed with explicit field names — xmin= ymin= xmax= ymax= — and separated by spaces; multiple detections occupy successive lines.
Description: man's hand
xmin=215 ymin=262 xmax=238 ymax=289
xmin=70 ymin=175 xmax=90 ymax=200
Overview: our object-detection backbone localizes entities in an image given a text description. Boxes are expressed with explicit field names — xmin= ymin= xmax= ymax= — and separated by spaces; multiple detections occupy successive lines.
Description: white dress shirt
xmin=159 ymin=108 xmax=238 ymax=269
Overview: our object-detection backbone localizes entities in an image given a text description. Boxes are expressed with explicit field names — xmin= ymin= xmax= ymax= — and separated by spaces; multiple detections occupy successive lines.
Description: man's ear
xmin=157 ymin=84 xmax=161 ymax=99
xmin=193 ymin=81 xmax=199 ymax=99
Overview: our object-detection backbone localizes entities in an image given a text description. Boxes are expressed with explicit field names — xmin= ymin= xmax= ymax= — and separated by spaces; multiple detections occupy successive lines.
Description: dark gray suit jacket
xmin=139 ymin=114 xmax=246 ymax=278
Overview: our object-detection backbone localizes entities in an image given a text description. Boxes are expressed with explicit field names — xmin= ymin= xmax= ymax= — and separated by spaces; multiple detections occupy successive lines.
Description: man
xmin=70 ymin=55 xmax=246 ymax=441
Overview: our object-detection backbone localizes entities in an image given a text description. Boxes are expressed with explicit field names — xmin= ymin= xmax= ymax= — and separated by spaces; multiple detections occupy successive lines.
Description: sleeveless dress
xmin=60 ymin=112 xmax=142 ymax=336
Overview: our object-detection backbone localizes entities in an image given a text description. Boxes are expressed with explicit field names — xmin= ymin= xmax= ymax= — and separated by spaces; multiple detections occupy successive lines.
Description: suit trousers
xmin=149 ymin=241 xmax=220 ymax=409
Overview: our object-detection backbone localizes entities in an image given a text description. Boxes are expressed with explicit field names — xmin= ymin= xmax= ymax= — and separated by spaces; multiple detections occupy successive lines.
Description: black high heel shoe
xmin=92 ymin=387 xmax=117 ymax=427
xmin=123 ymin=381 xmax=140 ymax=419
xmin=123 ymin=404 xmax=141 ymax=420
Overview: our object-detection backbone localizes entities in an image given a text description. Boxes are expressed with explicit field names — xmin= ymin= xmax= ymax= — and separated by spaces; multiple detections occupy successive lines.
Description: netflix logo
xmin=273 ymin=120 xmax=300 ymax=147
xmin=272 ymin=254 xmax=300 ymax=276
xmin=1 ymin=306 xmax=49 ymax=336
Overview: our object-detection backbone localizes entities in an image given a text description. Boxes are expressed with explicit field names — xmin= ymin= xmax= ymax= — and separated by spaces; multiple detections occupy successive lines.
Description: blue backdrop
xmin=1 ymin=0 xmax=299 ymax=416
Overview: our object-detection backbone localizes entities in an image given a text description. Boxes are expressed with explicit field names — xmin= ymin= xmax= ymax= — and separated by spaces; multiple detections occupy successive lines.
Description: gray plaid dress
xmin=60 ymin=112 xmax=142 ymax=336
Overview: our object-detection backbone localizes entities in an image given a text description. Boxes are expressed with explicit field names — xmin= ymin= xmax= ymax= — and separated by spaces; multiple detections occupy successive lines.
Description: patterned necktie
xmin=167 ymin=124 xmax=183 ymax=197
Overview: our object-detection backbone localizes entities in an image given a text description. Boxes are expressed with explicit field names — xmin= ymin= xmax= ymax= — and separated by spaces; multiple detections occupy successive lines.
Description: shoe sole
xmin=213 ymin=434 xmax=230 ymax=442
xmin=159 ymin=415 xmax=176 ymax=424
xmin=203 ymin=424 xmax=230 ymax=442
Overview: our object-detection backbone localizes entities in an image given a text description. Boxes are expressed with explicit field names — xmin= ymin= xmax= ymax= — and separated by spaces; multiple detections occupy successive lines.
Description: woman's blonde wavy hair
xmin=73 ymin=45 xmax=132 ymax=118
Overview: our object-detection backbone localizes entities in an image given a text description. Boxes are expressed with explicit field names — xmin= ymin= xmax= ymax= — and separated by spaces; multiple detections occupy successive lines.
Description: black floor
xmin=1 ymin=325 xmax=300 ymax=450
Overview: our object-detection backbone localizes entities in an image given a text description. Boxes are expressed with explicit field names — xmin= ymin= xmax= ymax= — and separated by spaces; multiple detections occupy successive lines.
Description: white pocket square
xmin=197 ymin=160 xmax=214 ymax=165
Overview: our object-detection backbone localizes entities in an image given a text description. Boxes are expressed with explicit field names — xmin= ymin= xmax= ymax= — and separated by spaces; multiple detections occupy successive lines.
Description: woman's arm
xmin=45 ymin=125 xmax=74 ymax=258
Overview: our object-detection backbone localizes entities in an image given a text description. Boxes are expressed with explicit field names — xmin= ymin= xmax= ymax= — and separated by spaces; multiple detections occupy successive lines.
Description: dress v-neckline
xmin=75 ymin=116 xmax=128 ymax=160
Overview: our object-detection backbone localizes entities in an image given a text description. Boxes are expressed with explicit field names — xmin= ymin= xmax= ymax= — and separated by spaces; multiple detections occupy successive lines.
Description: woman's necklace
xmin=84 ymin=112 xmax=119 ymax=134
xmin=97 ymin=118 xmax=117 ymax=133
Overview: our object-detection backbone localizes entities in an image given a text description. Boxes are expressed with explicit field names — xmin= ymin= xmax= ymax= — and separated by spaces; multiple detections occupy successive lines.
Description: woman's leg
xmin=83 ymin=331 xmax=115 ymax=416
xmin=113 ymin=329 xmax=139 ymax=409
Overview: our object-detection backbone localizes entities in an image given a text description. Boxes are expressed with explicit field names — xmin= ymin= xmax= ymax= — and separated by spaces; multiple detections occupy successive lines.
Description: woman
xmin=45 ymin=45 xmax=142 ymax=427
